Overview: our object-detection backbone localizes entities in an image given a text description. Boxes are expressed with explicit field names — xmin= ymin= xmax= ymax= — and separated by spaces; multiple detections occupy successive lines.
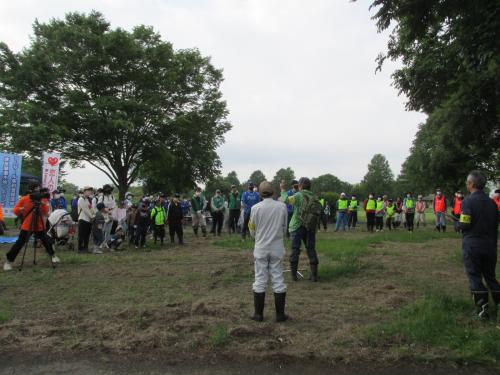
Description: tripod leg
xmin=18 ymin=232 xmax=32 ymax=271
xmin=33 ymin=238 xmax=37 ymax=265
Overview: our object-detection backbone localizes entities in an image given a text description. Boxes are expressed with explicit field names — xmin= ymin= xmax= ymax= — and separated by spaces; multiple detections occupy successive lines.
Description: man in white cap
xmin=248 ymin=181 xmax=289 ymax=322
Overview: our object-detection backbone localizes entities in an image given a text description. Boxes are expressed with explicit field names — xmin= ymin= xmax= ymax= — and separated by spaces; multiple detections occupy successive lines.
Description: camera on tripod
xmin=29 ymin=191 xmax=50 ymax=203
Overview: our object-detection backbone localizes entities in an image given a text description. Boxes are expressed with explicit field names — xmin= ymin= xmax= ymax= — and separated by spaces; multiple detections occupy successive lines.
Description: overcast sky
xmin=0 ymin=0 xmax=426 ymax=188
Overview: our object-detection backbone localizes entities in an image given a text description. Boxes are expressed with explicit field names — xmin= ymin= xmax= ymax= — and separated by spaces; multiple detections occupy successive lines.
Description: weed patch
xmin=365 ymin=293 xmax=500 ymax=365
xmin=209 ymin=324 xmax=229 ymax=347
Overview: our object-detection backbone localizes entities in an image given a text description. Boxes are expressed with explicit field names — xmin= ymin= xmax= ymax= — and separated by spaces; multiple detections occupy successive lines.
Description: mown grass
xmin=365 ymin=293 xmax=500 ymax=365
xmin=214 ymin=229 xmax=458 ymax=282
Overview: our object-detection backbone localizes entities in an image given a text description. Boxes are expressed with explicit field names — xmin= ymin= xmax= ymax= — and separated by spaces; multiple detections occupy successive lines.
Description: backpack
xmin=299 ymin=193 xmax=322 ymax=231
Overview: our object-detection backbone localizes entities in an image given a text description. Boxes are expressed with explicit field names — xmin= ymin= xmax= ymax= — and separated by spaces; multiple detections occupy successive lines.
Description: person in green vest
xmin=403 ymin=192 xmax=415 ymax=232
xmin=191 ymin=187 xmax=207 ymax=237
xmin=335 ymin=192 xmax=349 ymax=231
xmin=318 ymin=194 xmax=327 ymax=232
xmin=375 ymin=196 xmax=385 ymax=232
xmin=280 ymin=177 xmax=320 ymax=282
xmin=385 ymin=199 xmax=396 ymax=230
xmin=151 ymin=197 xmax=167 ymax=245
xmin=347 ymin=194 xmax=358 ymax=230
xmin=364 ymin=193 xmax=377 ymax=233
xmin=228 ymin=185 xmax=241 ymax=234
xmin=210 ymin=189 xmax=225 ymax=236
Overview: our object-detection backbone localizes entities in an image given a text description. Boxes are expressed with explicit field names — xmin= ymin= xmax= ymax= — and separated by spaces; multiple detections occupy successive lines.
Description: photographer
xmin=0 ymin=202 xmax=6 ymax=235
xmin=3 ymin=185 xmax=60 ymax=271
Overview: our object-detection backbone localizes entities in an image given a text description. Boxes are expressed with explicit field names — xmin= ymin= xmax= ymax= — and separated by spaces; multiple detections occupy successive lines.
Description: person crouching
xmin=249 ymin=181 xmax=289 ymax=322
xmin=108 ymin=225 xmax=125 ymax=250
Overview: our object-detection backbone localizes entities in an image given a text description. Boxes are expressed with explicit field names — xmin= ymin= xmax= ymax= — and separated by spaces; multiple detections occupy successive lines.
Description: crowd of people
xmin=1 ymin=173 xmax=499 ymax=324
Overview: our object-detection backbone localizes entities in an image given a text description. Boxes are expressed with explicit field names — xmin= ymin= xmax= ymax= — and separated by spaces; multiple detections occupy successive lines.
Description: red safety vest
xmin=434 ymin=195 xmax=446 ymax=213
xmin=494 ymin=197 xmax=500 ymax=211
xmin=452 ymin=198 xmax=462 ymax=215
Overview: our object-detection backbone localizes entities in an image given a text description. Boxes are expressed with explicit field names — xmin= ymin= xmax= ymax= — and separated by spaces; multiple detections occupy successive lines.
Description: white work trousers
xmin=253 ymin=255 xmax=287 ymax=293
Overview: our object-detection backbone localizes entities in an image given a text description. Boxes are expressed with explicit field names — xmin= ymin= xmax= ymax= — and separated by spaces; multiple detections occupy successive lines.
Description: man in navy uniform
xmin=459 ymin=170 xmax=499 ymax=321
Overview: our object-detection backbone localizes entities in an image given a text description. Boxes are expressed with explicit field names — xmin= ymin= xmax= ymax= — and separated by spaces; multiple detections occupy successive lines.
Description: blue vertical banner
xmin=0 ymin=153 xmax=23 ymax=218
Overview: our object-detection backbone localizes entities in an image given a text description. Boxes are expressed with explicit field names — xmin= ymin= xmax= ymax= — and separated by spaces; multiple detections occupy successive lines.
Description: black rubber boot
xmin=193 ymin=227 xmax=199 ymax=237
xmin=436 ymin=225 xmax=441 ymax=232
xmin=251 ymin=292 xmax=265 ymax=322
xmin=290 ymin=262 xmax=298 ymax=281
xmin=472 ymin=291 xmax=489 ymax=320
xmin=309 ymin=263 xmax=318 ymax=282
xmin=179 ymin=235 xmax=184 ymax=245
xmin=202 ymin=227 xmax=207 ymax=237
xmin=274 ymin=292 xmax=288 ymax=322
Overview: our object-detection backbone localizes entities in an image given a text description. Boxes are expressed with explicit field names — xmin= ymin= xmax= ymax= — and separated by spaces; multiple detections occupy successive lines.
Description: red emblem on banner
xmin=47 ymin=157 xmax=59 ymax=166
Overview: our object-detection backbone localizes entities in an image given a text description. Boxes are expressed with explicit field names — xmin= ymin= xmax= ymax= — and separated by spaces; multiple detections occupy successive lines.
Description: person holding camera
xmin=0 ymin=202 xmax=6 ymax=235
xmin=3 ymin=185 xmax=60 ymax=271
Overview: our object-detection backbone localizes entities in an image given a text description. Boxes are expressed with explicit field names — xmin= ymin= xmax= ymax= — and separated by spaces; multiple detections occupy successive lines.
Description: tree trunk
xmin=117 ymin=170 xmax=129 ymax=202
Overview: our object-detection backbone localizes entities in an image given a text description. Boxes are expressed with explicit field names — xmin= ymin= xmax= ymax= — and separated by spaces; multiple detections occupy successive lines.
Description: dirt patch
xmin=0 ymin=352 xmax=498 ymax=375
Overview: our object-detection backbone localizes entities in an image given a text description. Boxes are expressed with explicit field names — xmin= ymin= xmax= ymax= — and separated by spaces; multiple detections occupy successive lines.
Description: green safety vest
xmin=319 ymin=198 xmax=325 ymax=207
xmin=366 ymin=199 xmax=376 ymax=210
xmin=376 ymin=201 xmax=384 ymax=211
xmin=405 ymin=198 xmax=414 ymax=209
xmin=348 ymin=200 xmax=358 ymax=211
xmin=228 ymin=192 xmax=241 ymax=210
xmin=151 ymin=206 xmax=166 ymax=225
xmin=386 ymin=205 xmax=395 ymax=217
xmin=338 ymin=199 xmax=348 ymax=210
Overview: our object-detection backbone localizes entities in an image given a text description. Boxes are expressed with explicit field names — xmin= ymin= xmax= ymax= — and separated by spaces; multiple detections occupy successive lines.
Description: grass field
xmin=0 ymin=222 xmax=499 ymax=370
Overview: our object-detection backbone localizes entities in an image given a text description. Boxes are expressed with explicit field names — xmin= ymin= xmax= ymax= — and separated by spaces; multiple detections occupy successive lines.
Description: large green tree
xmin=360 ymin=154 xmax=394 ymax=196
xmin=0 ymin=12 xmax=231 ymax=199
xmin=310 ymin=173 xmax=351 ymax=195
xmin=248 ymin=170 xmax=266 ymax=188
xmin=368 ymin=0 xmax=500 ymax=187
xmin=204 ymin=171 xmax=240 ymax=198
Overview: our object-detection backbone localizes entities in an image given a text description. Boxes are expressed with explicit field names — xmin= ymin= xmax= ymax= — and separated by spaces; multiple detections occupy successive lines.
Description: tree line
xmin=1 ymin=3 xmax=498 ymax=199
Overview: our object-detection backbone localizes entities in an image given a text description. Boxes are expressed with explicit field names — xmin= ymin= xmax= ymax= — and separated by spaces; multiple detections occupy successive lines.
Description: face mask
xmin=195 ymin=192 xmax=200 ymax=197
xmin=369 ymin=195 xmax=373 ymax=199
xmin=54 ymin=194 xmax=60 ymax=199
xmin=407 ymin=195 xmax=411 ymax=198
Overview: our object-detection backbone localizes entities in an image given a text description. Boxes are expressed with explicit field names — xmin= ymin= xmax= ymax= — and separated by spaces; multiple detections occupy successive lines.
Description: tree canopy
xmin=0 ymin=11 xmax=231 ymax=198
xmin=368 ymin=0 xmax=500 ymax=188
xmin=271 ymin=167 xmax=295 ymax=194
xmin=248 ymin=170 xmax=266 ymax=188
xmin=310 ymin=174 xmax=351 ymax=195
xmin=360 ymin=154 xmax=394 ymax=196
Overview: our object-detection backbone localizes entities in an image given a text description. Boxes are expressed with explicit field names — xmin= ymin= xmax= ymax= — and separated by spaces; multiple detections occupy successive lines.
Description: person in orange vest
xmin=0 ymin=202 xmax=6 ymax=235
xmin=3 ymin=184 xmax=61 ymax=271
xmin=433 ymin=188 xmax=447 ymax=232
xmin=451 ymin=190 xmax=464 ymax=233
